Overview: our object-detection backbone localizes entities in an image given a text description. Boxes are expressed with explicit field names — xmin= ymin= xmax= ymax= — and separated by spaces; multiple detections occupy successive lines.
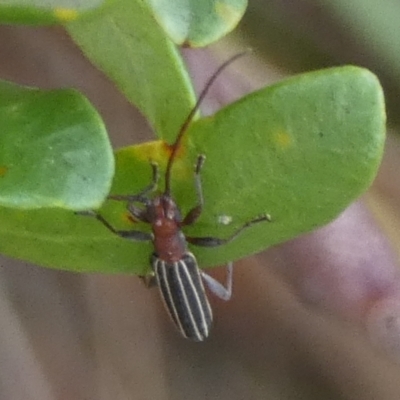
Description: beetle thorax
xmin=151 ymin=195 xmax=187 ymax=262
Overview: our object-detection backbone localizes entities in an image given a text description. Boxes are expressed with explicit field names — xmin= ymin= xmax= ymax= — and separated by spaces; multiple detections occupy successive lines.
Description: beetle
xmin=79 ymin=54 xmax=270 ymax=341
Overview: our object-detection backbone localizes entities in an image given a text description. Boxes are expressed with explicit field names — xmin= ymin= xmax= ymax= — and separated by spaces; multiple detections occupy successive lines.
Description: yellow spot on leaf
xmin=127 ymin=141 xmax=168 ymax=166
xmin=122 ymin=139 xmax=192 ymax=185
xmin=215 ymin=2 xmax=242 ymax=25
xmin=124 ymin=212 xmax=137 ymax=225
xmin=53 ymin=8 xmax=78 ymax=22
xmin=0 ymin=166 xmax=8 ymax=177
xmin=273 ymin=131 xmax=292 ymax=149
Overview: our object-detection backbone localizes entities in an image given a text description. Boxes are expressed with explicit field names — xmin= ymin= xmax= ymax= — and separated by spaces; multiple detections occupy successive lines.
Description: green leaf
xmin=0 ymin=0 xmax=107 ymax=24
xmin=181 ymin=66 xmax=385 ymax=266
xmin=146 ymin=0 xmax=247 ymax=47
xmin=66 ymin=0 xmax=196 ymax=143
xmin=0 ymin=67 xmax=385 ymax=273
xmin=0 ymin=80 xmax=114 ymax=210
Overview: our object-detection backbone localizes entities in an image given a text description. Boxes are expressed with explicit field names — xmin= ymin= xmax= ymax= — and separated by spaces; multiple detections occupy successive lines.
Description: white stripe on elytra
xmin=156 ymin=259 xmax=185 ymax=336
xmin=179 ymin=258 xmax=210 ymax=338
xmin=174 ymin=261 xmax=202 ymax=341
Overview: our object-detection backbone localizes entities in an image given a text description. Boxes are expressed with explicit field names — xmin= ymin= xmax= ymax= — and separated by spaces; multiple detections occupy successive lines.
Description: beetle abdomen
xmin=152 ymin=252 xmax=213 ymax=341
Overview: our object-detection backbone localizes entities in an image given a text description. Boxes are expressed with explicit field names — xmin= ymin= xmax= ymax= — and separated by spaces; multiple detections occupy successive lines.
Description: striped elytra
xmin=152 ymin=252 xmax=213 ymax=341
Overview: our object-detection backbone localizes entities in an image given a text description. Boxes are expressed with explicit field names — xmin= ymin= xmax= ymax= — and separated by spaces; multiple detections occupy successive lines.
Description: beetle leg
xmin=108 ymin=161 xmax=159 ymax=203
xmin=128 ymin=203 xmax=150 ymax=223
xmin=201 ymin=262 xmax=232 ymax=301
xmin=77 ymin=211 xmax=152 ymax=241
xmin=140 ymin=271 xmax=157 ymax=288
xmin=181 ymin=155 xmax=206 ymax=226
xmin=186 ymin=214 xmax=271 ymax=247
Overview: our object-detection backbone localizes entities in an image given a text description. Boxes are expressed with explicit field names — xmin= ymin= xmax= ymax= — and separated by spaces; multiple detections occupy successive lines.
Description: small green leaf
xmin=66 ymin=0 xmax=196 ymax=143
xmin=0 ymin=0 xmax=107 ymax=24
xmin=0 ymin=80 xmax=114 ymax=210
xmin=146 ymin=0 xmax=247 ymax=47
xmin=0 ymin=67 xmax=385 ymax=273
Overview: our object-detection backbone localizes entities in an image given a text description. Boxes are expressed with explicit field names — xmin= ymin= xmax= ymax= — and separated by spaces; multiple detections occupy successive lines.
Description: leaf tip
xmin=215 ymin=2 xmax=246 ymax=26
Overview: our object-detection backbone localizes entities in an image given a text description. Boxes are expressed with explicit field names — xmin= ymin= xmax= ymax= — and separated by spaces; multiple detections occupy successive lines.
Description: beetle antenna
xmin=164 ymin=51 xmax=249 ymax=196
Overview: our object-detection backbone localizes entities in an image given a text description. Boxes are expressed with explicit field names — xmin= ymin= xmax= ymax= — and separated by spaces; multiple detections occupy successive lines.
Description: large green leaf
xmin=0 ymin=80 xmax=114 ymax=210
xmin=146 ymin=0 xmax=247 ymax=47
xmin=66 ymin=0 xmax=196 ymax=143
xmin=0 ymin=67 xmax=385 ymax=273
xmin=0 ymin=0 xmax=107 ymax=24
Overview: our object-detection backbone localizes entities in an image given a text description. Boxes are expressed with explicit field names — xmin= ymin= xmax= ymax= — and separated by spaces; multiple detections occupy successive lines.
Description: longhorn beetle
xmin=79 ymin=53 xmax=270 ymax=341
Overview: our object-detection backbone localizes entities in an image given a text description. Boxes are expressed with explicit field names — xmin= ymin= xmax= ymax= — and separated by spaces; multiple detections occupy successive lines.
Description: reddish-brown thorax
xmin=150 ymin=195 xmax=187 ymax=262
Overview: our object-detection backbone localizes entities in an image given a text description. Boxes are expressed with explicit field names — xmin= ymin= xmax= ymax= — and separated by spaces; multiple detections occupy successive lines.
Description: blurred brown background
xmin=2 ymin=1 xmax=400 ymax=398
